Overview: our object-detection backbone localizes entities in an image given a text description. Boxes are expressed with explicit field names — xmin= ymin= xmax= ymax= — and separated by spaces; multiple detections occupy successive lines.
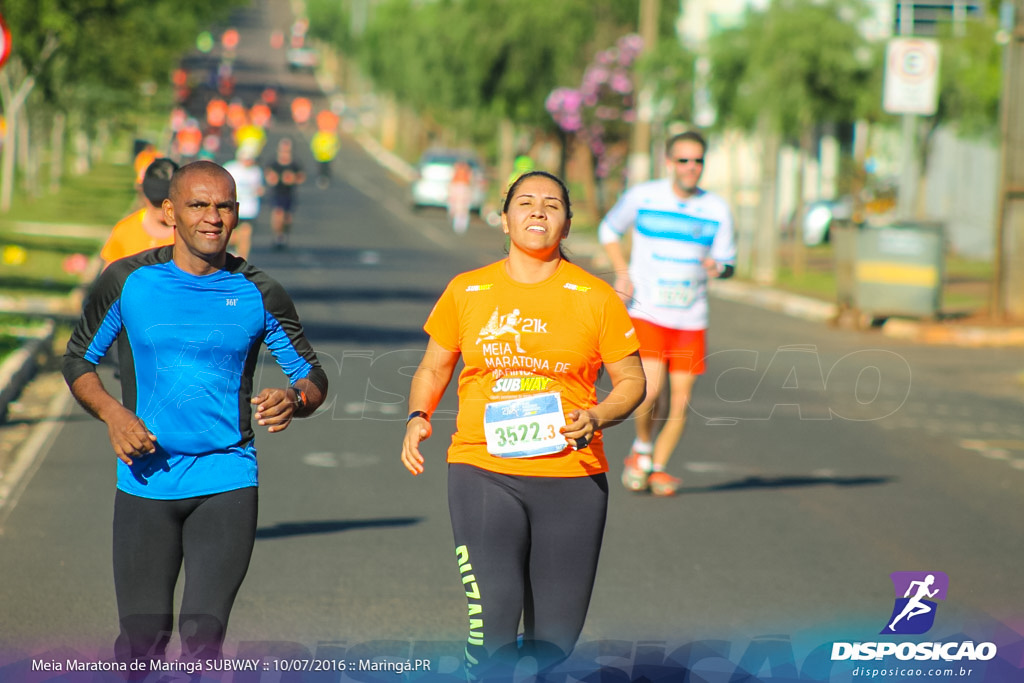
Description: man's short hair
xmin=141 ymin=158 xmax=179 ymax=205
xmin=167 ymin=160 xmax=236 ymax=205
xmin=665 ymin=130 xmax=707 ymax=155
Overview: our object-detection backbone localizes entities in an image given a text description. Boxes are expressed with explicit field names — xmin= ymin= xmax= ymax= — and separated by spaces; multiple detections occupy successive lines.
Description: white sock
xmin=632 ymin=440 xmax=653 ymax=472
xmin=632 ymin=439 xmax=653 ymax=454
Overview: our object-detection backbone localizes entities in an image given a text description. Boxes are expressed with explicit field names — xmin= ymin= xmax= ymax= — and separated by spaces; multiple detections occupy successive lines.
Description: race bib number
xmin=484 ymin=392 xmax=568 ymax=458
xmin=654 ymin=279 xmax=700 ymax=309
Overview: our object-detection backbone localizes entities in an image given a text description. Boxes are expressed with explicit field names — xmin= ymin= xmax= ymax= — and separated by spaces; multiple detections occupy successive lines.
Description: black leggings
xmin=447 ymin=464 xmax=608 ymax=679
xmin=112 ymin=487 xmax=258 ymax=665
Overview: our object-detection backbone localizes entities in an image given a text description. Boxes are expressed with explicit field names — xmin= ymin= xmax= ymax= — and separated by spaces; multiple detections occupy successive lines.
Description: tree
xmin=910 ymin=9 xmax=1005 ymax=216
xmin=309 ymin=0 xmax=641 ymax=176
xmin=634 ymin=34 xmax=696 ymax=135
xmin=547 ymin=34 xmax=645 ymax=213
xmin=0 ymin=0 xmax=245 ymax=210
xmin=706 ymin=0 xmax=874 ymax=282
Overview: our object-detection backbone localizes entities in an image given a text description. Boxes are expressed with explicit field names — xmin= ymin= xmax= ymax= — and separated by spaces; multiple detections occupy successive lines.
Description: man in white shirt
xmin=223 ymin=142 xmax=264 ymax=259
xmin=599 ymin=131 xmax=736 ymax=496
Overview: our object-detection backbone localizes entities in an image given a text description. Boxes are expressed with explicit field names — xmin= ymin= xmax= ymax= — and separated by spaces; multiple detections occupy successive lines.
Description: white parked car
xmin=410 ymin=150 xmax=488 ymax=213
xmin=287 ymin=47 xmax=318 ymax=72
xmin=799 ymin=197 xmax=854 ymax=245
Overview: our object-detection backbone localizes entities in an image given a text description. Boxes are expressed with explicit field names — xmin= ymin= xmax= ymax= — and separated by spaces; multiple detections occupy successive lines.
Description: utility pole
xmin=993 ymin=0 xmax=1024 ymax=320
xmin=627 ymin=0 xmax=658 ymax=185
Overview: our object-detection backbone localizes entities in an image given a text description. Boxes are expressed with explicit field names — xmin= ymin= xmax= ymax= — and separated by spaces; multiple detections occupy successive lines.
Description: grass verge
xmin=0 ymin=161 xmax=136 ymax=226
xmin=1 ymin=159 xmax=135 ymax=365
xmin=1 ymin=160 xmax=133 ymax=297
xmin=768 ymin=245 xmax=994 ymax=316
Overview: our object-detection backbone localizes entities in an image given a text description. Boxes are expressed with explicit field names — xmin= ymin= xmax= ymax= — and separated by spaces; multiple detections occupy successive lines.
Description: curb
xmin=709 ymin=279 xmax=839 ymax=323
xmin=882 ymin=318 xmax=1024 ymax=347
xmin=352 ymin=131 xmax=418 ymax=184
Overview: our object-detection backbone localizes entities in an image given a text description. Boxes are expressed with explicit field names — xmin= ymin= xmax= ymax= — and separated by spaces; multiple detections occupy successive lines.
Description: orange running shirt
xmin=291 ymin=97 xmax=312 ymax=125
xmin=206 ymin=98 xmax=228 ymax=129
xmin=316 ymin=109 xmax=339 ymax=132
xmin=176 ymin=125 xmax=202 ymax=157
xmin=133 ymin=146 xmax=158 ymax=185
xmin=100 ymin=209 xmax=175 ymax=265
xmin=424 ymin=259 xmax=639 ymax=477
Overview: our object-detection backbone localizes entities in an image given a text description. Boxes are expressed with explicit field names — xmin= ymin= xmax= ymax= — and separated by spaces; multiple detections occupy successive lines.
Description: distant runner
xmin=599 ymin=130 xmax=736 ymax=497
xmin=223 ymin=143 xmax=264 ymax=259
xmin=264 ymin=138 xmax=305 ymax=249
xmin=101 ymin=158 xmax=178 ymax=268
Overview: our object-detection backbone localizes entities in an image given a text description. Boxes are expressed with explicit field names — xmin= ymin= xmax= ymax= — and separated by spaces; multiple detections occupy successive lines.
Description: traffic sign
xmin=0 ymin=13 xmax=12 ymax=70
xmin=883 ymin=37 xmax=940 ymax=115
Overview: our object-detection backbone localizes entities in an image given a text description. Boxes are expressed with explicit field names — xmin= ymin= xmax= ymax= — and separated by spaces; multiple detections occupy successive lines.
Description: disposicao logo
xmin=881 ymin=571 xmax=948 ymax=635
xmin=830 ymin=571 xmax=998 ymax=663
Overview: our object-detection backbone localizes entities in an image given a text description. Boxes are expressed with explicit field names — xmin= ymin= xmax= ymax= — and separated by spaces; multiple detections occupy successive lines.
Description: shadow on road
xmin=683 ymin=473 xmax=896 ymax=495
xmin=255 ymin=516 xmax=422 ymax=539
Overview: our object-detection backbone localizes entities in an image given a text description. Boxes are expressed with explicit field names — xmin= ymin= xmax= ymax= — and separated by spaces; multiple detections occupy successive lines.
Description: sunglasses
xmin=674 ymin=157 xmax=705 ymax=165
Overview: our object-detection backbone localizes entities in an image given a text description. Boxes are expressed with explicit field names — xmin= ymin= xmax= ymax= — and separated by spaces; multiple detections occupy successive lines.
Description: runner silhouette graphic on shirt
xmin=476 ymin=308 xmax=526 ymax=353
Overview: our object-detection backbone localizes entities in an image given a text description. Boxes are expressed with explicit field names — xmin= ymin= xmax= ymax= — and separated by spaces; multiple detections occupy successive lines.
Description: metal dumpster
xmin=833 ymin=221 xmax=945 ymax=319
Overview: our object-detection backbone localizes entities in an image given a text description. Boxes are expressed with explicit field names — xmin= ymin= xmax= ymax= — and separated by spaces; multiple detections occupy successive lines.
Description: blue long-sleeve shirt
xmin=63 ymin=246 xmax=328 ymax=499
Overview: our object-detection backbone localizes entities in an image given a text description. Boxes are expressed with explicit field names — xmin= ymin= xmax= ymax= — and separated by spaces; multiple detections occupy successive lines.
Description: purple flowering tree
xmin=546 ymin=33 xmax=643 ymax=212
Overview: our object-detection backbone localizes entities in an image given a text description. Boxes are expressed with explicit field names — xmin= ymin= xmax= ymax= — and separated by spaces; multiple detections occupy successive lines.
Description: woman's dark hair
xmin=502 ymin=170 xmax=573 ymax=219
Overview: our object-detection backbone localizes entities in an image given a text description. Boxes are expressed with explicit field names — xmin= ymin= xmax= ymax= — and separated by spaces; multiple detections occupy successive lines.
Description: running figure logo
xmin=881 ymin=571 xmax=949 ymax=635
xmin=476 ymin=307 xmax=526 ymax=353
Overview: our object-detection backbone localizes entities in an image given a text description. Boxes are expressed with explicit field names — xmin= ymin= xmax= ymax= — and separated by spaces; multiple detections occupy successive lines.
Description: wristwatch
xmin=290 ymin=387 xmax=308 ymax=411
xmin=406 ymin=410 xmax=430 ymax=425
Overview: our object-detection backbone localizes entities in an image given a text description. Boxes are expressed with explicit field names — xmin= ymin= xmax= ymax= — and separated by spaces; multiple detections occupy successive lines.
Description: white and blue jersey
xmin=64 ymin=246 xmax=328 ymax=500
xmin=599 ymin=178 xmax=735 ymax=330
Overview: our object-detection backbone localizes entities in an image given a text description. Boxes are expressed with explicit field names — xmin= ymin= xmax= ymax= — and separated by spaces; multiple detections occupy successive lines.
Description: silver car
xmin=410 ymin=150 xmax=487 ymax=212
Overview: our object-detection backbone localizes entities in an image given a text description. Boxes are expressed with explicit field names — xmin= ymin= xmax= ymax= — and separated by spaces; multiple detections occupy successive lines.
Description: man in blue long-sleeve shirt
xmin=63 ymin=160 xmax=328 ymax=668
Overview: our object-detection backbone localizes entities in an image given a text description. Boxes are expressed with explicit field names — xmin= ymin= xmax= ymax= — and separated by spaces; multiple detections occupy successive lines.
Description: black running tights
xmin=112 ymin=487 xmax=258 ymax=665
xmin=447 ymin=464 xmax=608 ymax=679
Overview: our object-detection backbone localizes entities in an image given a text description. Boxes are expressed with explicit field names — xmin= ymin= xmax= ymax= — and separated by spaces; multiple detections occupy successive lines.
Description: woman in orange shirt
xmin=447 ymin=160 xmax=474 ymax=235
xmin=401 ymin=171 xmax=646 ymax=679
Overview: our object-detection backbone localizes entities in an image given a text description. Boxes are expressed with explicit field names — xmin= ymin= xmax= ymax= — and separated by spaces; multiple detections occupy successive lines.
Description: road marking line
xmin=0 ymin=390 xmax=72 ymax=532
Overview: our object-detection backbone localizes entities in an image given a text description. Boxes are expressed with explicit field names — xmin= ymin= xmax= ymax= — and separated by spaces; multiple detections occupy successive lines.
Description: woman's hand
xmin=401 ymin=416 xmax=433 ymax=475
xmin=562 ymin=409 xmax=597 ymax=451
xmin=402 ymin=339 xmax=459 ymax=476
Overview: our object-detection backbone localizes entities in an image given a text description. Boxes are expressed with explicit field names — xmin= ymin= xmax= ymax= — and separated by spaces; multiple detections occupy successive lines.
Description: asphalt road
xmin=0 ymin=2 xmax=1021 ymax=681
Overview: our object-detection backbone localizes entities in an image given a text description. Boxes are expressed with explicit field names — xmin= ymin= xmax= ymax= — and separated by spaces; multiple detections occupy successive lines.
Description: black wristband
xmin=406 ymin=410 xmax=429 ymax=424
